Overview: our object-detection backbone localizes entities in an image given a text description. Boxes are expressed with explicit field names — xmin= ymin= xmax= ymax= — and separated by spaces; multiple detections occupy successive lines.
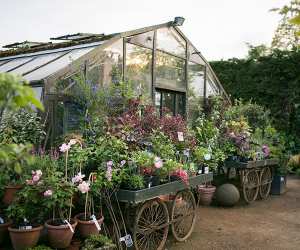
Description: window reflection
xmin=207 ymin=73 xmax=219 ymax=96
xmin=157 ymin=27 xmax=186 ymax=57
xmin=156 ymin=51 xmax=185 ymax=91
xmin=127 ymin=31 xmax=154 ymax=49
xmin=125 ymin=43 xmax=152 ymax=98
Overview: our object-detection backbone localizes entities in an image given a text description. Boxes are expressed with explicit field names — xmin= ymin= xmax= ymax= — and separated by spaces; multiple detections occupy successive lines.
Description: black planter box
xmin=271 ymin=175 xmax=287 ymax=195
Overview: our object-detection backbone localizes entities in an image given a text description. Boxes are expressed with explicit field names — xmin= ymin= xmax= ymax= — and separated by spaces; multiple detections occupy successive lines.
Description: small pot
xmin=74 ymin=213 xmax=104 ymax=238
xmin=198 ymin=185 xmax=216 ymax=206
xmin=66 ymin=238 xmax=82 ymax=250
xmin=3 ymin=185 xmax=22 ymax=206
xmin=8 ymin=225 xmax=43 ymax=250
xmin=45 ymin=219 xmax=77 ymax=249
xmin=144 ymin=175 xmax=160 ymax=187
xmin=0 ymin=219 xmax=12 ymax=245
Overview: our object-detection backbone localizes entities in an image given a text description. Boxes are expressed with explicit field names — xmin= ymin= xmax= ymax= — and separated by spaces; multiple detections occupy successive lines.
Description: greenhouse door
xmin=155 ymin=89 xmax=185 ymax=117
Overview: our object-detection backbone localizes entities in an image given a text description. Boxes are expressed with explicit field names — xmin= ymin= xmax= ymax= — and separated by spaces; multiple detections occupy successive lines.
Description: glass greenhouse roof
xmin=0 ymin=41 xmax=103 ymax=82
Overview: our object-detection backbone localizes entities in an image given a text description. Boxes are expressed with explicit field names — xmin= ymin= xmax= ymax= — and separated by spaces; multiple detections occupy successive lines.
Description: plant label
xmin=120 ymin=234 xmax=133 ymax=247
xmin=177 ymin=132 xmax=184 ymax=142
xmin=64 ymin=220 xmax=74 ymax=233
xmin=19 ymin=226 xmax=32 ymax=230
xmin=0 ymin=217 xmax=4 ymax=224
xmin=204 ymin=167 xmax=209 ymax=174
xmin=91 ymin=215 xmax=101 ymax=231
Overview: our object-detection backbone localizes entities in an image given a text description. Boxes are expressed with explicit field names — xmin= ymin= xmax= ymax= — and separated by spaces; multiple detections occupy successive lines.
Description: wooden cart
xmin=223 ymin=159 xmax=279 ymax=203
xmin=116 ymin=173 xmax=213 ymax=250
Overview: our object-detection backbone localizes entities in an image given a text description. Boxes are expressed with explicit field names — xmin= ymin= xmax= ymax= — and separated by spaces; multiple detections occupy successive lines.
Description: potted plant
xmin=6 ymin=169 xmax=46 ymax=250
xmin=74 ymin=173 xmax=104 ymax=238
xmin=82 ymin=234 xmax=116 ymax=250
xmin=0 ymin=143 xmax=34 ymax=206
xmin=0 ymin=212 xmax=12 ymax=245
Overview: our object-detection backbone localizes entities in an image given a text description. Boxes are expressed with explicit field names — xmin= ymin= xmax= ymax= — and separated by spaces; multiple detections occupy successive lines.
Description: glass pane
xmin=0 ymin=60 xmax=10 ymax=66
xmin=127 ymin=31 xmax=154 ymax=49
xmin=0 ymin=57 xmax=33 ymax=72
xmin=126 ymin=43 xmax=152 ymax=98
xmin=11 ymin=51 xmax=67 ymax=76
xmin=157 ymin=27 xmax=186 ymax=57
xmin=32 ymin=86 xmax=43 ymax=100
xmin=86 ymin=40 xmax=123 ymax=87
xmin=207 ymin=75 xmax=219 ymax=96
xmin=25 ymin=47 xmax=95 ymax=82
xmin=156 ymin=51 xmax=185 ymax=91
xmin=162 ymin=91 xmax=175 ymax=115
xmin=155 ymin=91 xmax=161 ymax=114
xmin=177 ymin=93 xmax=185 ymax=117
xmin=188 ymin=45 xmax=206 ymax=65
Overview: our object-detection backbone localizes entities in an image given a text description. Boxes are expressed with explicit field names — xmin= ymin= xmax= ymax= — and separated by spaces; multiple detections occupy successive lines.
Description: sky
xmin=0 ymin=0 xmax=290 ymax=60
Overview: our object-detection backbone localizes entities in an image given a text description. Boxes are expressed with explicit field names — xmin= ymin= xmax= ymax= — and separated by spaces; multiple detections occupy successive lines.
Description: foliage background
xmin=210 ymin=49 xmax=300 ymax=152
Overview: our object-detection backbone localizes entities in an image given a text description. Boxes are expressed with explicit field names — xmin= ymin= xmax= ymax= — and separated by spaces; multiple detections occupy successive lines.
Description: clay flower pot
xmin=66 ymin=238 xmax=82 ymax=250
xmin=2 ymin=185 xmax=22 ymax=206
xmin=45 ymin=219 xmax=77 ymax=249
xmin=198 ymin=185 xmax=216 ymax=206
xmin=74 ymin=213 xmax=104 ymax=238
xmin=8 ymin=225 xmax=43 ymax=250
xmin=0 ymin=219 xmax=12 ymax=245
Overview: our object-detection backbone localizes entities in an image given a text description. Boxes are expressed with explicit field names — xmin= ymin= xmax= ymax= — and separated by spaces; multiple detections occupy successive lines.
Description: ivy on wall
xmin=210 ymin=49 xmax=300 ymax=149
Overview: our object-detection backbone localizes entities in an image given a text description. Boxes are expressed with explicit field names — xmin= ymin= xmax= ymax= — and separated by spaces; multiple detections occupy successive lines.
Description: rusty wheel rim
xmin=259 ymin=167 xmax=272 ymax=199
xmin=133 ymin=199 xmax=169 ymax=250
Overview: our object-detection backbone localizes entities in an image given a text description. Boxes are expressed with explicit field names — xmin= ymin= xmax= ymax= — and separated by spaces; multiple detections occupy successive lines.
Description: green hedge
xmin=210 ymin=49 xmax=300 ymax=151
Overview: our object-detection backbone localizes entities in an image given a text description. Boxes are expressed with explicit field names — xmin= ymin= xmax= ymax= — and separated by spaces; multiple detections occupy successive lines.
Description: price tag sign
xmin=64 ymin=220 xmax=74 ymax=233
xmin=120 ymin=234 xmax=133 ymax=247
xmin=204 ymin=166 xmax=209 ymax=174
xmin=91 ymin=215 xmax=101 ymax=231
xmin=177 ymin=132 xmax=184 ymax=142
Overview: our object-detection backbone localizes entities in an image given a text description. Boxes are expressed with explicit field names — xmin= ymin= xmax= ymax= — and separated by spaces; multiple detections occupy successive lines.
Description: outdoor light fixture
xmin=173 ymin=17 xmax=185 ymax=26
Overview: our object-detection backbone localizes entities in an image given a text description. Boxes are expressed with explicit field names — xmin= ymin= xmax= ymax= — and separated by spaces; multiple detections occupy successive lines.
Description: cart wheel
xmin=133 ymin=199 xmax=169 ymax=250
xmin=170 ymin=190 xmax=196 ymax=242
xmin=242 ymin=169 xmax=259 ymax=203
xmin=259 ymin=167 xmax=272 ymax=199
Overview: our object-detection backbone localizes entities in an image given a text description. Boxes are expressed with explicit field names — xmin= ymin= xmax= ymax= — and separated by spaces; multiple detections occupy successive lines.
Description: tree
xmin=271 ymin=0 xmax=300 ymax=50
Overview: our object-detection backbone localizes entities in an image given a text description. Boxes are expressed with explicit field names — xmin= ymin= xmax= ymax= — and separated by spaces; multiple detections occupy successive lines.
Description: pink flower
xmin=35 ymin=170 xmax=42 ymax=177
xmin=154 ymin=157 xmax=163 ymax=169
xmin=69 ymin=139 xmax=77 ymax=146
xmin=120 ymin=160 xmax=126 ymax=167
xmin=72 ymin=172 xmax=85 ymax=184
xmin=44 ymin=190 xmax=53 ymax=197
xmin=173 ymin=169 xmax=189 ymax=184
xmin=262 ymin=145 xmax=270 ymax=158
xmin=78 ymin=181 xmax=90 ymax=194
xmin=32 ymin=175 xmax=40 ymax=182
xmin=59 ymin=143 xmax=70 ymax=153
xmin=107 ymin=161 xmax=113 ymax=167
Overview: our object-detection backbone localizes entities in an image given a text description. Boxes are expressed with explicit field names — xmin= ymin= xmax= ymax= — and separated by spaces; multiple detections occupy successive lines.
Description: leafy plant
xmin=82 ymin=234 xmax=115 ymax=250
xmin=123 ymin=174 xmax=145 ymax=190
xmin=27 ymin=245 xmax=53 ymax=250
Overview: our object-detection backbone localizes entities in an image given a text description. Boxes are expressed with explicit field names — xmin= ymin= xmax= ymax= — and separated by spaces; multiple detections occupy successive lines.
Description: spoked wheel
xmin=242 ymin=169 xmax=260 ymax=203
xmin=259 ymin=167 xmax=272 ymax=199
xmin=133 ymin=199 xmax=169 ymax=250
xmin=170 ymin=190 xmax=197 ymax=242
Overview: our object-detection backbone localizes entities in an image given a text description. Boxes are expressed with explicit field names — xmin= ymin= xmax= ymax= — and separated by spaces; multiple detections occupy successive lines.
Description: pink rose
xmin=78 ymin=181 xmax=90 ymax=194
xmin=44 ymin=190 xmax=53 ymax=197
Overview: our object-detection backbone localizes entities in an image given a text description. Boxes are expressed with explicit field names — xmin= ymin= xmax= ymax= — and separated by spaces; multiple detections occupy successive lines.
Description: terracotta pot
xmin=198 ymin=185 xmax=216 ymax=206
xmin=45 ymin=219 xmax=77 ymax=249
xmin=8 ymin=225 xmax=43 ymax=250
xmin=0 ymin=219 xmax=12 ymax=244
xmin=2 ymin=185 xmax=22 ymax=206
xmin=74 ymin=213 xmax=104 ymax=238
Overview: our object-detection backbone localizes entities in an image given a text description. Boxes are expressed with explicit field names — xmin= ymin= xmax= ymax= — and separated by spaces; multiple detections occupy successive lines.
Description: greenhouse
xmin=0 ymin=18 xmax=228 ymax=140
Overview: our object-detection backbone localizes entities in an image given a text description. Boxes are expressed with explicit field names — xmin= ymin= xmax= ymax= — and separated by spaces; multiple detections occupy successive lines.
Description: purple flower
xmin=72 ymin=172 xmax=85 ymax=184
xmin=106 ymin=166 xmax=112 ymax=182
xmin=59 ymin=143 xmax=70 ymax=153
xmin=262 ymin=145 xmax=270 ymax=158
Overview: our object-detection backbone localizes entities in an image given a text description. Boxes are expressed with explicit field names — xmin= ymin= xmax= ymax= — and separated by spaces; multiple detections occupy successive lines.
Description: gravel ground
xmin=167 ymin=176 xmax=300 ymax=250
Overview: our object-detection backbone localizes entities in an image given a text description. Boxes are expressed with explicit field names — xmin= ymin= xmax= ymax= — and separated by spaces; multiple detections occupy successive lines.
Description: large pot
xmin=45 ymin=219 xmax=77 ymax=249
xmin=198 ymin=185 xmax=216 ymax=206
xmin=0 ymin=219 xmax=12 ymax=244
xmin=74 ymin=213 xmax=104 ymax=238
xmin=8 ymin=225 xmax=43 ymax=250
xmin=3 ymin=185 xmax=22 ymax=206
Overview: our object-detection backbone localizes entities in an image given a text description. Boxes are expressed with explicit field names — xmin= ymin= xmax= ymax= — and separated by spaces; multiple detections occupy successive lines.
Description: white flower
xmin=59 ymin=143 xmax=70 ymax=153
xmin=204 ymin=153 xmax=211 ymax=161
xmin=72 ymin=172 xmax=85 ymax=184
xmin=35 ymin=170 xmax=42 ymax=177
xmin=78 ymin=181 xmax=90 ymax=194
xmin=69 ymin=139 xmax=77 ymax=146
xmin=154 ymin=157 xmax=163 ymax=169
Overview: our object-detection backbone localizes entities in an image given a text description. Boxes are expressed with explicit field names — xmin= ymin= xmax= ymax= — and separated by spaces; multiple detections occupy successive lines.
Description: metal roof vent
xmin=50 ymin=33 xmax=105 ymax=41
